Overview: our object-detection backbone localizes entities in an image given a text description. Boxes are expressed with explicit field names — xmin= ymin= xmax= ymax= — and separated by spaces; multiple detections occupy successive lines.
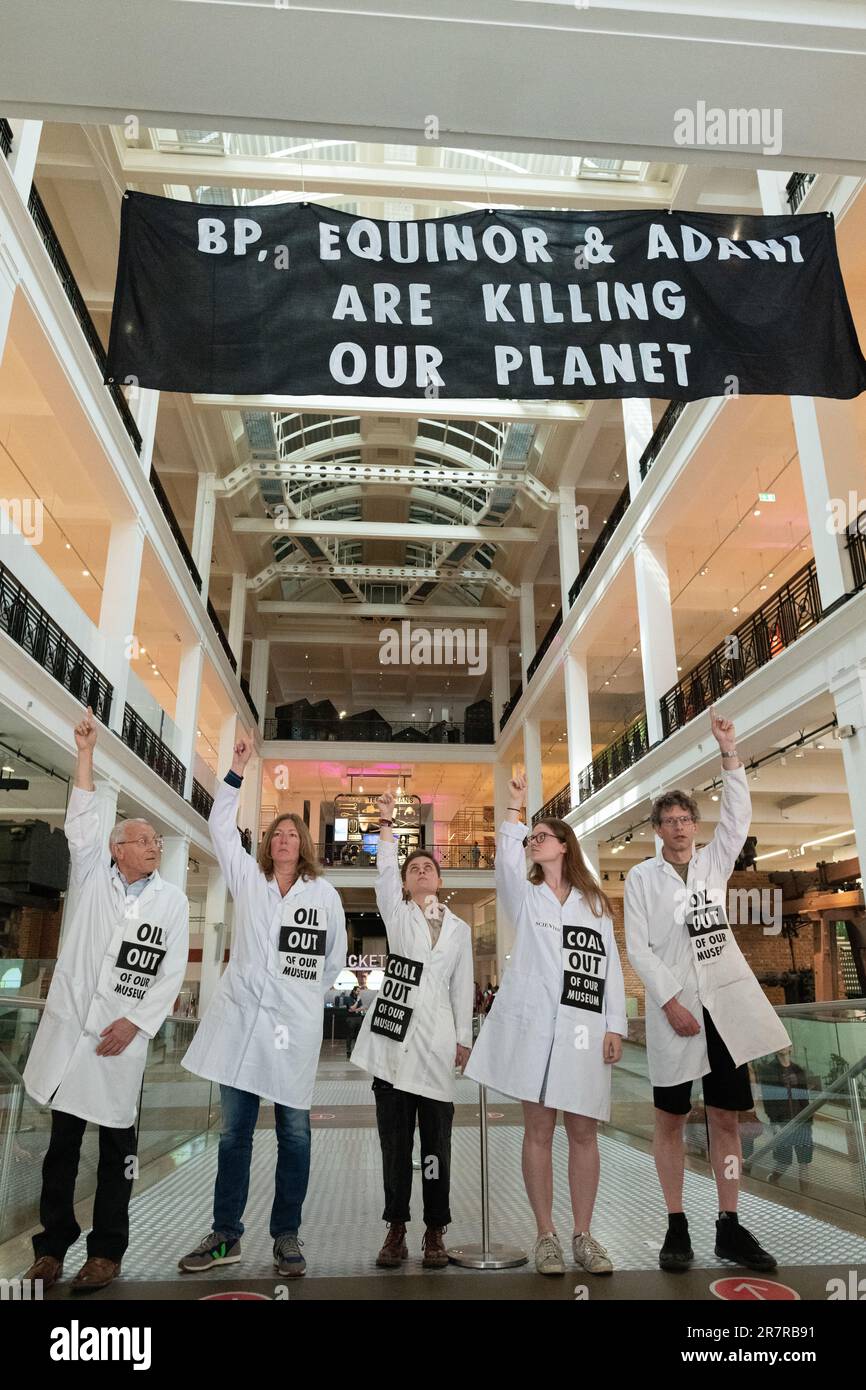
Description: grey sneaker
xmin=178 ymin=1231 xmax=241 ymax=1272
xmin=533 ymin=1232 xmax=566 ymax=1275
xmin=572 ymin=1231 xmax=613 ymax=1275
xmin=274 ymin=1232 xmax=306 ymax=1278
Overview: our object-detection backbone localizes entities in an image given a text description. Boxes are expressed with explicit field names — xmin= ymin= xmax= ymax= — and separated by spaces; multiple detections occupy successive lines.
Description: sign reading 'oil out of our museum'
xmin=105 ymin=193 xmax=866 ymax=401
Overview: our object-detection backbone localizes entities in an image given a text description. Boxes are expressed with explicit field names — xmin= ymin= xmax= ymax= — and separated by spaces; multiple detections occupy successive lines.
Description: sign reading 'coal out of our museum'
xmin=369 ymin=953 xmax=424 ymax=1044
xmin=105 ymin=194 xmax=866 ymax=402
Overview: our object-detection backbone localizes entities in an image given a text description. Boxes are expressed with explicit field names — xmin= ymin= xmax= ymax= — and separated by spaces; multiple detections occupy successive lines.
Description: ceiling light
xmin=753 ymin=509 xmax=761 ymax=517
xmin=711 ymin=793 xmax=719 ymax=802
xmin=677 ymin=665 xmax=682 ymax=671
xmin=82 ymin=569 xmax=89 ymax=577
xmin=768 ymin=571 xmax=775 ymax=578
xmin=731 ymin=606 xmax=739 ymax=614
xmin=65 ymin=542 xmax=71 ymax=550
xmin=760 ymin=584 xmax=767 ymax=591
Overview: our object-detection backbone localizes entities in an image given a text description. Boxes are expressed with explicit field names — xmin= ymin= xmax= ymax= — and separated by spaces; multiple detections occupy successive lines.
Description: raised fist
xmin=508 ymin=772 xmax=527 ymax=806
xmin=74 ymin=706 xmax=97 ymax=752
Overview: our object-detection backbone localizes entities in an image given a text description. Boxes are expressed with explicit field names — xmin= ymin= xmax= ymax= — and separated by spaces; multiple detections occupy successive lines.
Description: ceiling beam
xmin=233 ymin=517 xmax=537 ymax=542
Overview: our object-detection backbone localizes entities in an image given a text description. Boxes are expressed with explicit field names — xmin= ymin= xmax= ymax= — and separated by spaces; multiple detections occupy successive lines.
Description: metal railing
xmin=660 ymin=559 xmax=823 ymax=739
xmin=846 ymin=511 xmax=866 ymax=592
xmin=206 ymin=596 xmax=237 ymax=671
xmin=0 ymin=119 xmax=12 ymax=159
xmin=239 ymin=675 xmax=259 ymax=726
xmin=0 ymin=560 xmax=114 ymax=723
xmin=121 ymin=703 xmax=185 ymax=796
xmin=264 ymin=714 xmax=493 ymax=744
xmin=576 ymin=712 xmax=650 ymax=804
xmin=532 ymin=782 xmax=572 ymax=825
xmin=27 ymin=184 xmax=142 ymax=454
xmin=527 ymin=607 xmax=562 ymax=683
xmin=499 ymin=684 xmax=522 ymax=731
xmin=639 ymin=400 xmax=686 ymax=480
xmin=324 ymin=841 xmax=496 ymax=870
xmin=149 ymin=466 xmax=202 ymax=592
xmin=568 ymin=481 xmax=631 ymax=608
xmin=786 ymin=172 xmax=817 ymax=213
xmin=190 ymin=777 xmax=215 ymax=820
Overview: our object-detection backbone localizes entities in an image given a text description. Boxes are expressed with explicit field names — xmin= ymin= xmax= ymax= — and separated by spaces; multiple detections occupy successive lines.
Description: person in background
xmin=759 ymin=1048 xmax=815 ymax=1188
xmin=345 ymin=984 xmax=367 ymax=1058
xmin=178 ymin=733 xmax=347 ymax=1280
xmin=351 ymin=792 xmax=474 ymax=1270
xmin=23 ymin=707 xmax=189 ymax=1293
xmin=465 ymin=773 xmax=628 ymax=1278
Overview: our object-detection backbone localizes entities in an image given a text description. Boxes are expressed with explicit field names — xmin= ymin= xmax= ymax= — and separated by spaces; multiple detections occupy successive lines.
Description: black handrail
xmin=27 ymin=183 xmax=142 ymax=454
xmin=639 ymin=400 xmax=686 ymax=480
xmin=0 ymin=560 xmax=113 ymax=723
xmin=207 ymin=596 xmax=237 ymax=671
xmin=499 ymin=684 xmax=523 ymax=731
xmin=786 ymin=172 xmax=817 ymax=214
xmin=0 ymin=120 xmax=12 ymax=159
xmin=325 ymin=842 xmax=496 ymax=870
xmin=568 ymin=482 xmax=631 ymax=608
xmin=660 ymin=560 xmax=823 ymax=739
xmin=527 ymin=607 xmax=562 ymax=683
xmin=190 ymin=777 xmax=215 ymax=820
xmin=576 ymin=712 xmax=650 ymax=805
xmin=148 ymin=467 xmax=202 ymax=592
xmin=121 ymin=704 xmax=186 ymax=796
xmin=846 ymin=511 xmax=866 ymax=593
xmin=263 ymin=714 xmax=492 ymax=745
xmin=532 ymin=782 xmax=572 ymax=825
xmin=239 ymin=675 xmax=259 ymax=726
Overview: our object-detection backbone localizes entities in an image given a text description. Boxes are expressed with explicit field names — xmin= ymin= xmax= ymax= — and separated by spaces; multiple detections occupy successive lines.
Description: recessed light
xmin=82 ymin=569 xmax=89 ymax=577
xmin=753 ymin=509 xmax=761 ymax=517
xmin=731 ymin=606 xmax=739 ymax=614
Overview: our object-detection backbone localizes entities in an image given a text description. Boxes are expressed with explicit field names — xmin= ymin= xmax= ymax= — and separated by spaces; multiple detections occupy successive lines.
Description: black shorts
xmin=653 ymin=1008 xmax=753 ymax=1116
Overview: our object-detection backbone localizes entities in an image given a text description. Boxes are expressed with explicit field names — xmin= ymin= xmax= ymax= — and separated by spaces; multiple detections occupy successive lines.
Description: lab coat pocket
xmin=46 ymin=967 xmax=85 ymax=1022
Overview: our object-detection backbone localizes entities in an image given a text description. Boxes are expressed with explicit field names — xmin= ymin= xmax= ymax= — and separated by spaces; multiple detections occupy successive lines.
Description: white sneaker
xmin=534 ymin=1232 xmax=566 ymax=1275
xmin=572 ymin=1231 xmax=613 ymax=1275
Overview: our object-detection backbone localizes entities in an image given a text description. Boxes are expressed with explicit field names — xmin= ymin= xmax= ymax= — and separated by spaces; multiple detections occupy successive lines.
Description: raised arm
xmin=65 ymin=706 xmax=107 ymax=888
xmin=705 ymin=712 xmax=751 ymax=879
xmin=495 ymin=771 xmax=532 ymax=920
xmin=373 ymin=792 xmax=405 ymax=942
xmin=208 ymin=731 xmax=256 ymax=899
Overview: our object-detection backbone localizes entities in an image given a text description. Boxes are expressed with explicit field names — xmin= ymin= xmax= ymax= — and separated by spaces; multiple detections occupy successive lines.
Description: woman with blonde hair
xmin=179 ymin=733 xmax=346 ymax=1279
xmin=465 ymin=773 xmax=628 ymax=1277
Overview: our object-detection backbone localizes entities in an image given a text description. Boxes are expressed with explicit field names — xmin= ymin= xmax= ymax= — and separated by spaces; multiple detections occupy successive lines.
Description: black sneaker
xmin=659 ymin=1218 xmax=694 ymax=1272
xmin=715 ymin=1217 xmax=777 ymax=1272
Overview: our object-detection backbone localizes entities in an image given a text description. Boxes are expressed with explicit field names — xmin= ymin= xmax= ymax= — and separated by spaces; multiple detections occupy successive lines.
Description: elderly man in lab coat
xmin=625 ymin=711 xmax=789 ymax=1275
xmin=22 ymin=707 xmax=189 ymax=1292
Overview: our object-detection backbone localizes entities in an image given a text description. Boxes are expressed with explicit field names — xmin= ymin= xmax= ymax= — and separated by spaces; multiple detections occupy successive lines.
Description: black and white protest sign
xmin=686 ymin=889 xmax=732 ymax=967
xmin=369 ymin=953 xmax=424 ymax=1044
xmin=277 ymin=907 xmax=327 ymax=983
xmin=561 ymin=925 xmax=607 ymax=1014
xmin=112 ymin=922 xmax=165 ymax=1002
xmin=106 ymin=194 xmax=866 ymax=402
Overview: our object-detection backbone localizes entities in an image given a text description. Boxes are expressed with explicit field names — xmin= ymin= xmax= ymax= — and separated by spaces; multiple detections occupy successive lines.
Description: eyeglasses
xmin=659 ymin=816 xmax=695 ymax=829
xmin=526 ymin=831 xmax=560 ymax=846
xmin=117 ymin=834 xmax=164 ymax=850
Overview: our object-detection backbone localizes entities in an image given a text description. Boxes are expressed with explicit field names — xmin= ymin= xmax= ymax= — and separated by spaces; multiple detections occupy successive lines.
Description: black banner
xmin=561 ymin=925 xmax=606 ymax=1013
xmin=105 ymin=194 xmax=866 ymax=402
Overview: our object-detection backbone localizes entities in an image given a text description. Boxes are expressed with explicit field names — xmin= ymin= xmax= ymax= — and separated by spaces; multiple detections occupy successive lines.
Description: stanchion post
xmin=447 ymin=1078 xmax=527 ymax=1270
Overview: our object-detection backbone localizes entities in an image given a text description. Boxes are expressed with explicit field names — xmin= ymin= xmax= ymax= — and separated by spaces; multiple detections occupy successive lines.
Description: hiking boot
xmin=422 ymin=1225 xmax=449 ymax=1269
xmin=178 ymin=1231 xmax=241 ymax=1272
xmin=572 ymin=1231 xmax=613 ymax=1275
xmin=715 ymin=1215 xmax=777 ymax=1272
xmin=71 ymin=1256 xmax=121 ymax=1292
xmin=376 ymin=1222 xmax=408 ymax=1268
xmin=659 ymin=1215 xmax=694 ymax=1272
xmin=273 ymin=1233 xmax=306 ymax=1277
xmin=533 ymin=1232 xmax=565 ymax=1275
xmin=22 ymin=1255 xmax=63 ymax=1291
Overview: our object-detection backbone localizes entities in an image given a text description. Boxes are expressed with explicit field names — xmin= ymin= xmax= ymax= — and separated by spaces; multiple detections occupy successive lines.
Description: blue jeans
xmin=212 ymin=1085 xmax=311 ymax=1241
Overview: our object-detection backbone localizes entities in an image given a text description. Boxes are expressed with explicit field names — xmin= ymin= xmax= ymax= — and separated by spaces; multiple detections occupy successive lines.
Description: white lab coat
xmin=464 ymin=821 xmax=628 ymax=1119
xmin=350 ymin=839 xmax=474 ymax=1102
xmin=23 ymin=787 xmax=189 ymax=1128
xmin=181 ymin=779 xmax=347 ymax=1109
xmin=624 ymin=766 xmax=790 ymax=1088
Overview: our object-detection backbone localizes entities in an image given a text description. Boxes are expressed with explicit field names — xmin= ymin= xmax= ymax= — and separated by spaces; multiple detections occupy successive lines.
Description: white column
xmin=491 ymin=642 xmax=509 ymax=728
xmin=228 ymin=572 xmax=247 ymax=664
xmin=519 ymin=582 xmax=535 ymax=686
xmin=98 ymin=518 xmax=146 ymax=736
xmin=8 ymin=120 xmax=42 ymax=198
xmin=622 ymin=399 xmax=654 ymax=499
xmin=493 ymin=759 xmax=512 ymax=827
xmin=199 ymin=864 xmax=228 ymax=1013
xmin=218 ymin=710 xmax=237 ymax=774
xmin=581 ymin=836 xmax=600 ymax=882
xmin=240 ymin=754 xmax=263 ymax=849
xmin=633 ymin=536 xmax=679 ymax=746
xmin=160 ymin=834 xmax=190 ymax=894
xmin=0 ymin=242 xmax=18 ymax=373
xmin=192 ymin=473 xmax=217 ymax=604
xmin=523 ymin=716 xmax=543 ymax=820
xmin=130 ymin=388 xmax=159 ymax=474
xmin=563 ymin=648 xmax=592 ymax=802
xmin=830 ymin=664 xmax=866 ymax=879
xmin=556 ymin=487 xmax=580 ymax=614
xmin=250 ymin=638 xmax=270 ymax=731
xmin=174 ymin=640 xmax=205 ymax=798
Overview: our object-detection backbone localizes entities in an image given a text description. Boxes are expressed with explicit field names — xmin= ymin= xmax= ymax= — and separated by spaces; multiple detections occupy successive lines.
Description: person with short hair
xmin=624 ymin=711 xmax=790 ymax=1273
xmin=23 ymin=707 xmax=189 ymax=1293
xmin=178 ymin=732 xmax=347 ymax=1279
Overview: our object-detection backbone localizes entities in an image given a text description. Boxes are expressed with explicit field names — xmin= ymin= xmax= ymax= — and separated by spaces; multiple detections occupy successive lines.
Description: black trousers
xmin=32 ymin=1109 xmax=138 ymax=1263
xmin=372 ymin=1078 xmax=454 ymax=1227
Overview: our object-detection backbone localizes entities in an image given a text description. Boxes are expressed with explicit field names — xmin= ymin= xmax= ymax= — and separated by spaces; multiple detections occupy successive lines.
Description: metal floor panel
xmin=41 ymin=1125 xmax=866 ymax=1282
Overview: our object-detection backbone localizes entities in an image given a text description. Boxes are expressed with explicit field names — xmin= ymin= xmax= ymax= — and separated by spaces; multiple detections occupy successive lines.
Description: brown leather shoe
xmin=422 ymin=1226 xmax=449 ymax=1269
xmin=376 ymin=1223 xmax=408 ymax=1268
xmin=23 ymin=1255 xmax=63 ymax=1290
xmin=71 ymin=1256 xmax=121 ymax=1292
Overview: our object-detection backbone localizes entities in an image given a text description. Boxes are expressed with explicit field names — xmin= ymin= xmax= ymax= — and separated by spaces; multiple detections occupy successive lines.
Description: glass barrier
xmin=607 ymin=1000 xmax=866 ymax=1220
